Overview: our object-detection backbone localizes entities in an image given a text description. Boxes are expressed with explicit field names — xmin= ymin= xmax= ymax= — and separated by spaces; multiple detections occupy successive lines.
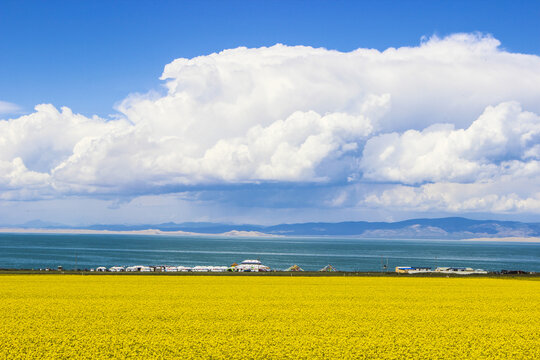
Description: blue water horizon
xmin=0 ymin=233 xmax=538 ymax=272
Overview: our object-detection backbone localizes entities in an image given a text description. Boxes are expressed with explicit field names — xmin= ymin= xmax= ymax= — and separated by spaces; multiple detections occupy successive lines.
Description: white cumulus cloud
xmin=1 ymin=33 xmax=540 ymax=218
xmin=360 ymin=102 xmax=540 ymax=184
xmin=363 ymin=180 xmax=540 ymax=214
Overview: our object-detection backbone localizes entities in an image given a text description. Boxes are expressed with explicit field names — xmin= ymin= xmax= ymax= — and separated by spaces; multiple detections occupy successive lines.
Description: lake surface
xmin=0 ymin=233 xmax=538 ymax=272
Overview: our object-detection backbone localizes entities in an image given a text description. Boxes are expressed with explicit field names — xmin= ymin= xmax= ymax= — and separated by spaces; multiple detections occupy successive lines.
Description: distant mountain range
xmin=9 ymin=217 xmax=540 ymax=239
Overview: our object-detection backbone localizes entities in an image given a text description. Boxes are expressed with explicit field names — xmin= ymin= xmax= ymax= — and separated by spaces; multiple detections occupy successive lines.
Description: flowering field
xmin=0 ymin=275 xmax=538 ymax=359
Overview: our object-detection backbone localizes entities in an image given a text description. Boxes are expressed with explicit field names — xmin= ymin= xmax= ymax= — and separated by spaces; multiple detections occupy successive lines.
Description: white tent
xmin=234 ymin=259 xmax=271 ymax=272
xmin=192 ymin=266 xmax=211 ymax=272
xmin=125 ymin=265 xmax=153 ymax=272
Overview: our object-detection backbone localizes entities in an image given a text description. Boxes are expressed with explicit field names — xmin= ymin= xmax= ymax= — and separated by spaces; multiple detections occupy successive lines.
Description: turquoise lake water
xmin=0 ymin=233 xmax=538 ymax=272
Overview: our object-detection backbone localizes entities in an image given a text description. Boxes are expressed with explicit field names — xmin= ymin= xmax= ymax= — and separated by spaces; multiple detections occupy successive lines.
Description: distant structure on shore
xmin=319 ymin=264 xmax=337 ymax=272
xmin=232 ymin=259 xmax=271 ymax=272
xmin=90 ymin=259 xmax=273 ymax=273
xmin=395 ymin=266 xmax=488 ymax=275
xmin=45 ymin=260 xmax=531 ymax=274
xmin=285 ymin=264 xmax=304 ymax=271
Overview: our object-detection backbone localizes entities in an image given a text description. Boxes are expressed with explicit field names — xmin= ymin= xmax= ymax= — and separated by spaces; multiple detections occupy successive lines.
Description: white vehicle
xmin=108 ymin=266 xmax=125 ymax=272
xmin=164 ymin=266 xmax=178 ymax=272
xmin=96 ymin=266 xmax=108 ymax=272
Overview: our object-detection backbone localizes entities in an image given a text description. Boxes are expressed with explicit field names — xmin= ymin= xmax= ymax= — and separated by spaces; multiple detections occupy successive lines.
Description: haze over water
xmin=0 ymin=233 xmax=538 ymax=272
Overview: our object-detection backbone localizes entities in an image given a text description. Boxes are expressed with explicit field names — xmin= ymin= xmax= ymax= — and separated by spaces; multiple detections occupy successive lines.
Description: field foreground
xmin=0 ymin=276 xmax=538 ymax=359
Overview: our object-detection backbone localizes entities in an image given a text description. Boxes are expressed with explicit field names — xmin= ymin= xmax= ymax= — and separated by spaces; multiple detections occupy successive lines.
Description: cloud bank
xmin=2 ymin=33 xmax=540 ymax=216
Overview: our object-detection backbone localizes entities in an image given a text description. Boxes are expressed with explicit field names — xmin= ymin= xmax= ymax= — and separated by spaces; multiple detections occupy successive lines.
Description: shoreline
xmin=0 ymin=227 xmax=540 ymax=242
xmin=0 ymin=270 xmax=537 ymax=277
xmin=0 ymin=227 xmax=281 ymax=238
xmin=460 ymin=236 xmax=540 ymax=243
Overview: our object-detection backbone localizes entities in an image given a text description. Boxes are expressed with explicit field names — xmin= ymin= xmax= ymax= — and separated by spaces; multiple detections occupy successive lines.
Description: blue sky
xmin=1 ymin=1 xmax=540 ymax=226
xmin=2 ymin=0 xmax=539 ymax=117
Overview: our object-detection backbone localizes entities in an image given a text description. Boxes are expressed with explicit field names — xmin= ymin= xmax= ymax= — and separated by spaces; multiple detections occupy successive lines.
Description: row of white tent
xmin=92 ymin=260 xmax=337 ymax=273
xmin=395 ymin=266 xmax=488 ymax=275
xmin=94 ymin=265 xmax=231 ymax=272
xmin=92 ymin=264 xmax=337 ymax=272
xmin=93 ymin=259 xmax=274 ymax=273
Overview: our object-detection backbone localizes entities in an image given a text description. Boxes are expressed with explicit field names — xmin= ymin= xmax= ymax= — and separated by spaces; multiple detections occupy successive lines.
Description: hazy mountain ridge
xmin=9 ymin=217 xmax=540 ymax=239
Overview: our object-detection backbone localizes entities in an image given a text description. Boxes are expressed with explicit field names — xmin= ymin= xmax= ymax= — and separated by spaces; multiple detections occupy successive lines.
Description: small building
xmin=125 ymin=265 xmax=153 ymax=272
xmin=435 ymin=267 xmax=487 ymax=275
xmin=191 ymin=266 xmax=228 ymax=272
xmin=96 ymin=266 xmax=108 ymax=272
xmin=395 ymin=266 xmax=432 ymax=274
xmin=209 ymin=266 xmax=228 ymax=272
xmin=192 ymin=266 xmax=211 ymax=272
xmin=234 ymin=259 xmax=271 ymax=272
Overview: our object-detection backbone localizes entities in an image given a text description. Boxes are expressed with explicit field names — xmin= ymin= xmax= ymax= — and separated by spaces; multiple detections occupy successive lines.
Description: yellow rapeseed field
xmin=0 ymin=275 xmax=538 ymax=359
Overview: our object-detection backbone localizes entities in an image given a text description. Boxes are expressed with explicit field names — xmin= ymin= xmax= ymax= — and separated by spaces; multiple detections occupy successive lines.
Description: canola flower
xmin=0 ymin=275 xmax=538 ymax=359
